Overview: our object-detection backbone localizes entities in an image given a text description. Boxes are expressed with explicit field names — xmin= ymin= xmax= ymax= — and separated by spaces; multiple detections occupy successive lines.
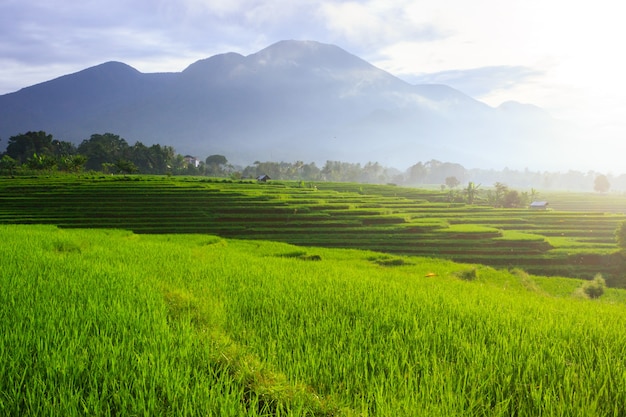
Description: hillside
xmin=0 ymin=175 xmax=624 ymax=285
xmin=0 ymin=40 xmax=569 ymax=170
xmin=2 ymin=224 xmax=626 ymax=416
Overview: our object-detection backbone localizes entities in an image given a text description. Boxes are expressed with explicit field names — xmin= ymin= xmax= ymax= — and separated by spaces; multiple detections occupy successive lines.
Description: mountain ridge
xmin=0 ymin=40 xmax=567 ymax=170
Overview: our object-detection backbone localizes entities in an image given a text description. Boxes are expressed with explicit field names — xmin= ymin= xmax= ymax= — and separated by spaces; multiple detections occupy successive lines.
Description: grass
xmin=0 ymin=175 xmax=625 ymax=285
xmin=3 ymin=225 xmax=626 ymax=415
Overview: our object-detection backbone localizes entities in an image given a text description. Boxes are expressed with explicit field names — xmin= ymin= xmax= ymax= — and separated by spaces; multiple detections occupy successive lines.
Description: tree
xmin=60 ymin=155 xmax=87 ymax=173
xmin=594 ymin=174 xmax=610 ymax=193
xmin=5 ymin=131 xmax=55 ymax=163
xmin=616 ymin=221 xmax=626 ymax=250
xmin=465 ymin=182 xmax=481 ymax=205
xmin=205 ymin=154 xmax=228 ymax=166
xmin=51 ymin=139 xmax=77 ymax=158
xmin=406 ymin=162 xmax=427 ymax=184
xmin=491 ymin=182 xmax=509 ymax=207
xmin=77 ymin=133 xmax=130 ymax=171
xmin=582 ymin=274 xmax=606 ymax=299
xmin=502 ymin=190 xmax=522 ymax=208
xmin=445 ymin=176 xmax=460 ymax=189
xmin=0 ymin=155 xmax=18 ymax=176
xmin=129 ymin=142 xmax=154 ymax=173
xmin=530 ymin=188 xmax=540 ymax=202
xmin=114 ymin=159 xmax=138 ymax=175
xmin=26 ymin=153 xmax=56 ymax=171
xmin=205 ymin=154 xmax=228 ymax=176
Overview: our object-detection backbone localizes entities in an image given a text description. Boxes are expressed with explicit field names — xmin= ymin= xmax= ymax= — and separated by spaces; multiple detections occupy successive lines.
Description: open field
xmin=2 ymin=224 xmax=626 ymax=416
xmin=1 ymin=175 xmax=625 ymax=284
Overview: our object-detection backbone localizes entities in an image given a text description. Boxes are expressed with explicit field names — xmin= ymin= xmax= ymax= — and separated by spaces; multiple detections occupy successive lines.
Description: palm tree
xmin=530 ymin=188 xmax=539 ymax=202
xmin=465 ymin=182 xmax=481 ymax=205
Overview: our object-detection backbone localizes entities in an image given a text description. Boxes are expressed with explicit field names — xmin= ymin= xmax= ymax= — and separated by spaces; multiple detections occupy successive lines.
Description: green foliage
xmin=615 ymin=220 xmax=626 ymax=250
xmin=114 ymin=159 xmax=138 ymax=175
xmin=455 ymin=267 xmax=479 ymax=281
xmin=594 ymin=174 xmax=610 ymax=193
xmin=26 ymin=152 xmax=57 ymax=171
xmin=581 ymin=273 xmax=607 ymax=299
xmin=445 ymin=175 xmax=460 ymax=188
xmin=0 ymin=176 xmax=625 ymax=282
xmin=59 ymin=154 xmax=87 ymax=173
xmin=465 ymin=181 xmax=480 ymax=204
xmin=4 ymin=225 xmax=626 ymax=415
xmin=0 ymin=154 xmax=18 ymax=175
xmin=369 ymin=255 xmax=408 ymax=266
xmin=5 ymin=131 xmax=55 ymax=163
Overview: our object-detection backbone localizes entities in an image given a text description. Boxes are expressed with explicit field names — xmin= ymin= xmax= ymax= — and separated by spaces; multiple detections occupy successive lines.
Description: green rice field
xmin=1 ymin=175 xmax=625 ymax=284
xmin=2 ymin=224 xmax=626 ymax=416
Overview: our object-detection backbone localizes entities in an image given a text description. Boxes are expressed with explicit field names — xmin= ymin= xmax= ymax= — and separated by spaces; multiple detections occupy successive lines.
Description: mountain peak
xmin=0 ymin=40 xmax=564 ymax=171
xmin=249 ymin=40 xmax=371 ymax=70
xmin=75 ymin=61 xmax=141 ymax=78
xmin=182 ymin=52 xmax=246 ymax=78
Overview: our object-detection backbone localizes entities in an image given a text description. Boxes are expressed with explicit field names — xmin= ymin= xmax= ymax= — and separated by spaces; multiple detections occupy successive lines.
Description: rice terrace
xmin=2 ymin=174 xmax=626 ymax=416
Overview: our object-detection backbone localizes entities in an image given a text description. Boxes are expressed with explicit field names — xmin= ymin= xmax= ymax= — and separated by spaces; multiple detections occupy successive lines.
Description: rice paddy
xmin=0 ymin=175 xmax=624 ymax=284
xmin=2 ymin=224 xmax=626 ymax=416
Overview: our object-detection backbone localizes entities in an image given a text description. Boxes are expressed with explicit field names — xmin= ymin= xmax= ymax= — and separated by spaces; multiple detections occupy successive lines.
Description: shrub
xmin=510 ymin=268 xmax=540 ymax=292
xmin=368 ymin=255 xmax=407 ymax=267
xmin=455 ymin=268 xmax=479 ymax=281
xmin=582 ymin=274 xmax=606 ymax=299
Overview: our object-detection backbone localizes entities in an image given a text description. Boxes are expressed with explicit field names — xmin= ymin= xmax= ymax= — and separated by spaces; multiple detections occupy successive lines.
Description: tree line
xmin=0 ymin=131 xmax=621 ymax=193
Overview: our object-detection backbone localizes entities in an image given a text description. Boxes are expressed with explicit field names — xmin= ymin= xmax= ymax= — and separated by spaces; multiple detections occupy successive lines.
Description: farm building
xmin=529 ymin=201 xmax=549 ymax=210
xmin=256 ymin=174 xmax=271 ymax=182
xmin=183 ymin=155 xmax=200 ymax=168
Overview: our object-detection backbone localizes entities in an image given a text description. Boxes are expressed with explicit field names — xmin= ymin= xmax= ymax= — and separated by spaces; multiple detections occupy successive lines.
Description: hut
xmin=529 ymin=201 xmax=549 ymax=210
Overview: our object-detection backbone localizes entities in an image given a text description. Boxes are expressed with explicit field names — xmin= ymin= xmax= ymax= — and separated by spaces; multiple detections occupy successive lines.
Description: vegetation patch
xmin=277 ymin=251 xmax=322 ymax=261
xmin=368 ymin=255 xmax=409 ymax=267
xmin=4 ymin=225 xmax=626 ymax=415
xmin=1 ymin=176 xmax=626 ymax=284
xmin=454 ymin=267 xmax=479 ymax=281
xmin=52 ymin=238 xmax=84 ymax=253
xmin=579 ymin=273 xmax=607 ymax=299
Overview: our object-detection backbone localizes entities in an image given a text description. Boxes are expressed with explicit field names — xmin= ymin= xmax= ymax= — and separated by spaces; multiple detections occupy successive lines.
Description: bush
xmin=616 ymin=221 xmax=626 ymax=250
xmin=455 ymin=268 xmax=479 ymax=281
xmin=582 ymin=274 xmax=606 ymax=299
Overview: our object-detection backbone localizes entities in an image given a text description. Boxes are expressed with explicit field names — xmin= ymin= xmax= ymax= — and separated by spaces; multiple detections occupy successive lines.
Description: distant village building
xmin=529 ymin=201 xmax=549 ymax=210
xmin=256 ymin=174 xmax=271 ymax=182
xmin=183 ymin=155 xmax=200 ymax=168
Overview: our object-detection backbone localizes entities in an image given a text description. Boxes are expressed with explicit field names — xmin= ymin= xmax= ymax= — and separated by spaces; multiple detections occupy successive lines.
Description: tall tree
xmin=445 ymin=176 xmax=460 ymax=189
xmin=406 ymin=162 xmax=427 ymax=184
xmin=465 ymin=182 xmax=481 ymax=205
xmin=77 ymin=133 xmax=130 ymax=171
xmin=594 ymin=174 xmax=610 ymax=193
xmin=205 ymin=155 xmax=228 ymax=176
xmin=5 ymin=131 xmax=55 ymax=163
xmin=492 ymin=182 xmax=509 ymax=207
xmin=51 ymin=139 xmax=77 ymax=158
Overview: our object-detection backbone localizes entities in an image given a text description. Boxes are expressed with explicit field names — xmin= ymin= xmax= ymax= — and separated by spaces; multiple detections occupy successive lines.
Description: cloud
xmin=408 ymin=66 xmax=543 ymax=98
xmin=318 ymin=1 xmax=448 ymax=50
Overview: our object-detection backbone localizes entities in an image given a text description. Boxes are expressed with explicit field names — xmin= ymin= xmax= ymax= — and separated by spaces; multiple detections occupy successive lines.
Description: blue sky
xmin=2 ymin=0 xmax=624 ymax=170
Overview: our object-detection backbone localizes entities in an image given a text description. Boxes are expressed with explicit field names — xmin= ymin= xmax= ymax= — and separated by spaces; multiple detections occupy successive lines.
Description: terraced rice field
xmin=1 ymin=175 xmax=625 ymax=284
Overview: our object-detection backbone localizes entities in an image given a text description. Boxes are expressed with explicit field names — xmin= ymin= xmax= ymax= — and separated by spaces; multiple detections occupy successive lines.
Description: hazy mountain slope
xmin=0 ymin=40 xmax=565 ymax=169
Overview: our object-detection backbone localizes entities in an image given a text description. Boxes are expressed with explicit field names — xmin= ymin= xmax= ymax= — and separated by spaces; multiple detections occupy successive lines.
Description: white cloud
xmin=318 ymin=0 xmax=446 ymax=49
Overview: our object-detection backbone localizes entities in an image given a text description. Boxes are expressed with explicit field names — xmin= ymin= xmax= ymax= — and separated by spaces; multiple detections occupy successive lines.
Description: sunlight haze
xmin=1 ymin=0 xmax=624 ymax=171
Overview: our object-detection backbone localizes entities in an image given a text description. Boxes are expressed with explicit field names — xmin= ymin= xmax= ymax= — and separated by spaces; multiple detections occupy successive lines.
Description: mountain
xmin=0 ymin=40 xmax=568 ymax=169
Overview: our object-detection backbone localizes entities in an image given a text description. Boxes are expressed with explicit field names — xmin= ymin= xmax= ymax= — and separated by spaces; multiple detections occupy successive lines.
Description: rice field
xmin=0 ymin=175 xmax=624 ymax=284
xmin=2 ymin=224 xmax=626 ymax=416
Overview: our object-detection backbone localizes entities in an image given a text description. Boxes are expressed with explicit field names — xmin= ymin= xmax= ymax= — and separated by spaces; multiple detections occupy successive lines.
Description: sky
xmin=1 ymin=0 xmax=625 ymax=172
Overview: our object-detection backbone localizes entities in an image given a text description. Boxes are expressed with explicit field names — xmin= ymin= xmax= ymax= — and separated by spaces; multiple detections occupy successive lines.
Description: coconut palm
xmin=465 ymin=181 xmax=481 ymax=205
